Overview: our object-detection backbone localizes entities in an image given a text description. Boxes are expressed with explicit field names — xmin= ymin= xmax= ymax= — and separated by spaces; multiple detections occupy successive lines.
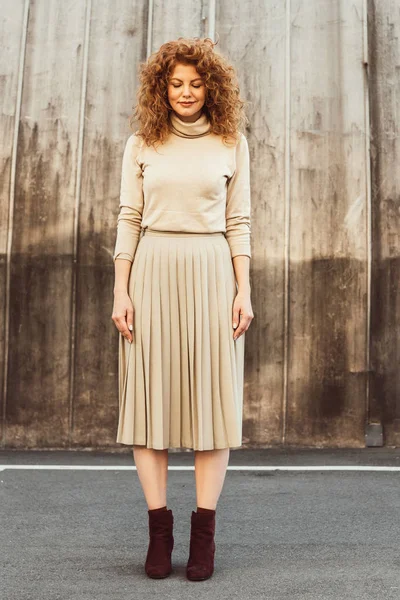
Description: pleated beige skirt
xmin=116 ymin=228 xmax=245 ymax=450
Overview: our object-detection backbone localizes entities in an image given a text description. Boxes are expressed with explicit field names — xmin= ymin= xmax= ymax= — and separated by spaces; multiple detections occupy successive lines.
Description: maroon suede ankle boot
xmin=186 ymin=509 xmax=216 ymax=581
xmin=144 ymin=507 xmax=174 ymax=578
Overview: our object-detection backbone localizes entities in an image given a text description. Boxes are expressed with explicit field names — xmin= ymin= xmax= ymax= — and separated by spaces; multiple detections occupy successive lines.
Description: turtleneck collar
xmin=169 ymin=110 xmax=211 ymax=138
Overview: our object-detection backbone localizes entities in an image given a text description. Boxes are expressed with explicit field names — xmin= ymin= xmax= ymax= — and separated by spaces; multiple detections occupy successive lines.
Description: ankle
xmin=148 ymin=505 xmax=168 ymax=513
xmin=196 ymin=506 xmax=216 ymax=514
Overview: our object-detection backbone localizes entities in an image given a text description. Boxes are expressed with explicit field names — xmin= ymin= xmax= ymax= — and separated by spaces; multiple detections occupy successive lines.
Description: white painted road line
xmin=0 ymin=465 xmax=399 ymax=472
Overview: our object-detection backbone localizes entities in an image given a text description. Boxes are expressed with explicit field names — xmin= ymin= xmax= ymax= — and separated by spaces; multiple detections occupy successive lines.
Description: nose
xmin=182 ymin=85 xmax=193 ymax=97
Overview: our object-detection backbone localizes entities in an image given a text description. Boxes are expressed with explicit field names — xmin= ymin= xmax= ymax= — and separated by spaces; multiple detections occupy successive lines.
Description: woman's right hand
xmin=112 ymin=290 xmax=134 ymax=343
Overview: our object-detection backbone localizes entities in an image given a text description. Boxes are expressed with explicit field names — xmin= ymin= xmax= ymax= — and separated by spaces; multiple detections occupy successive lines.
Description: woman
xmin=111 ymin=37 xmax=254 ymax=581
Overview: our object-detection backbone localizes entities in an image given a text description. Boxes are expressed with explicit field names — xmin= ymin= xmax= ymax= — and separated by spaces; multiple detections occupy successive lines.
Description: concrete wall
xmin=0 ymin=0 xmax=398 ymax=448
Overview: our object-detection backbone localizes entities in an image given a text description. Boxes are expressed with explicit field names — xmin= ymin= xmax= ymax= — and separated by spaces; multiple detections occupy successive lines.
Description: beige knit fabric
xmin=116 ymin=229 xmax=245 ymax=450
xmin=113 ymin=111 xmax=251 ymax=450
xmin=113 ymin=110 xmax=252 ymax=262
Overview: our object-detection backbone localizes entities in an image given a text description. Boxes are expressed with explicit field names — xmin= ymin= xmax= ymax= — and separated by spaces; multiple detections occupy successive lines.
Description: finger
xmin=113 ymin=316 xmax=124 ymax=333
xmin=234 ymin=328 xmax=244 ymax=340
xmin=118 ymin=317 xmax=132 ymax=343
xmin=232 ymin=306 xmax=240 ymax=330
xmin=233 ymin=315 xmax=249 ymax=340
xmin=126 ymin=307 xmax=134 ymax=335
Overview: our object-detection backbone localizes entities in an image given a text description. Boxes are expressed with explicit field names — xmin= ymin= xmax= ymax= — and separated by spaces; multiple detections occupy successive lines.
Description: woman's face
xmin=167 ymin=63 xmax=206 ymax=122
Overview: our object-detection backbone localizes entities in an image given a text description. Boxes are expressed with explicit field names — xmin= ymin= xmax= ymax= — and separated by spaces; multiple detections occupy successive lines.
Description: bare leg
xmin=133 ymin=446 xmax=169 ymax=509
xmin=193 ymin=448 xmax=230 ymax=509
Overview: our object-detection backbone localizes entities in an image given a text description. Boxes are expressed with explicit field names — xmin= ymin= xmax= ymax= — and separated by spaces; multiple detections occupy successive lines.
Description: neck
xmin=169 ymin=110 xmax=211 ymax=138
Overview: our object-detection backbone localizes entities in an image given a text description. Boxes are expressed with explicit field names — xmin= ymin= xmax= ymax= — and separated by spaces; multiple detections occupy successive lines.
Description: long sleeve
xmin=112 ymin=133 xmax=144 ymax=263
xmin=225 ymin=132 xmax=252 ymax=259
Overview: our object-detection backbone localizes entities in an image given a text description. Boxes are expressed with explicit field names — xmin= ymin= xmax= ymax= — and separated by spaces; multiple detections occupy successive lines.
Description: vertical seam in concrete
xmin=1 ymin=0 xmax=30 ymax=447
xmin=281 ymin=0 xmax=291 ymax=444
xmin=207 ymin=0 xmax=216 ymax=39
xmin=68 ymin=0 xmax=92 ymax=443
xmin=362 ymin=0 xmax=372 ymax=430
xmin=146 ymin=0 xmax=154 ymax=58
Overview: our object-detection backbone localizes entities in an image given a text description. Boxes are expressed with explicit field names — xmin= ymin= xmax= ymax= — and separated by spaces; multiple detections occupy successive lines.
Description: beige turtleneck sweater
xmin=113 ymin=110 xmax=252 ymax=262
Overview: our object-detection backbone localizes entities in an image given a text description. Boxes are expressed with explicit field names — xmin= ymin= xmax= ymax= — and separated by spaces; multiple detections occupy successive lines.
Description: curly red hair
xmin=129 ymin=37 xmax=249 ymax=148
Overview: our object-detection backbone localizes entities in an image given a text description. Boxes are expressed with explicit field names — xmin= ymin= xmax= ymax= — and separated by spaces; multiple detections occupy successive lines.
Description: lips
xmin=181 ymin=102 xmax=194 ymax=105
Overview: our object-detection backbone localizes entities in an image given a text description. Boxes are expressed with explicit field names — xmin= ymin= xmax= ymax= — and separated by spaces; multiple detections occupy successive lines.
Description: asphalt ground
xmin=1 ymin=447 xmax=400 ymax=600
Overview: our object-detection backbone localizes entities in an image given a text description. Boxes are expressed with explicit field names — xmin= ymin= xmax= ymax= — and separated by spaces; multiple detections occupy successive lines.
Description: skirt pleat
xmin=116 ymin=229 xmax=245 ymax=450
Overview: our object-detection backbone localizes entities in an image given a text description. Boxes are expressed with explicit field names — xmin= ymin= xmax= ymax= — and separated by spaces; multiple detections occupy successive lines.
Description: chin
xmin=176 ymin=104 xmax=203 ymax=117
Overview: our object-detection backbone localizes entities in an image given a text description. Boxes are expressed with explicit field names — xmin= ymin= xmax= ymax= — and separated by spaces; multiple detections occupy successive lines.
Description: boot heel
xmin=144 ymin=508 xmax=174 ymax=578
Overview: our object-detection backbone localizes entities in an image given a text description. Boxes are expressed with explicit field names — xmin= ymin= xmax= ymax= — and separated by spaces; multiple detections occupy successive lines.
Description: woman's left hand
xmin=232 ymin=291 xmax=254 ymax=341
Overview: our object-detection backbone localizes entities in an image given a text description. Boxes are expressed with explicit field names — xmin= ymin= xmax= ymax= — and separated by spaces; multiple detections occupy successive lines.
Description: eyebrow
xmin=169 ymin=77 xmax=203 ymax=82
